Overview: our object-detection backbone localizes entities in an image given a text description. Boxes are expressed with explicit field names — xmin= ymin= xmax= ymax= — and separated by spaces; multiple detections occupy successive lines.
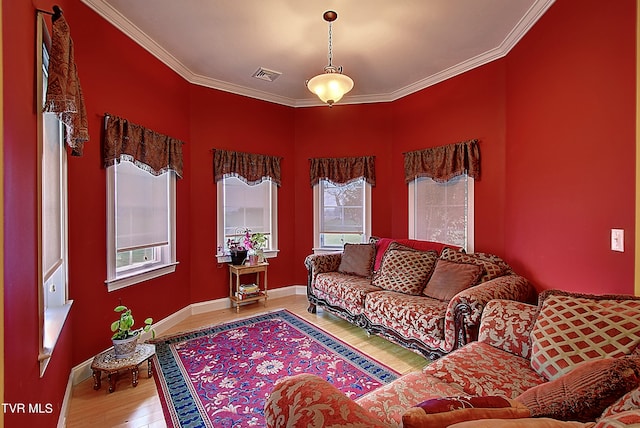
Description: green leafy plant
xmin=111 ymin=305 xmax=155 ymax=340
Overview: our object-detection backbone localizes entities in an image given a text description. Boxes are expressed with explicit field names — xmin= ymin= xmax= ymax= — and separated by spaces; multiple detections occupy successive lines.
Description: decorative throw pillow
xmin=599 ymin=386 xmax=640 ymax=419
xmin=530 ymin=292 xmax=640 ymax=381
xmin=373 ymin=238 xmax=457 ymax=271
xmin=439 ymin=247 xmax=505 ymax=283
xmin=371 ymin=246 xmax=438 ymax=295
xmin=338 ymin=243 xmax=376 ymax=278
xmin=515 ymin=356 xmax=640 ymax=423
xmin=422 ymin=260 xmax=483 ymax=301
xmin=594 ymin=410 xmax=640 ymax=428
xmin=402 ymin=396 xmax=530 ymax=428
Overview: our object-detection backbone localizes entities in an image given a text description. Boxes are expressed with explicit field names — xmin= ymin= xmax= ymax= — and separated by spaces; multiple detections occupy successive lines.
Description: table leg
xmin=108 ymin=373 xmax=117 ymax=393
xmin=132 ymin=366 xmax=139 ymax=387
xmin=92 ymin=370 xmax=102 ymax=390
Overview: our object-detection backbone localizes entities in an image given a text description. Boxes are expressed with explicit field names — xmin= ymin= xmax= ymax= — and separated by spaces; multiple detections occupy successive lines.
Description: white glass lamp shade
xmin=306 ymin=72 xmax=354 ymax=105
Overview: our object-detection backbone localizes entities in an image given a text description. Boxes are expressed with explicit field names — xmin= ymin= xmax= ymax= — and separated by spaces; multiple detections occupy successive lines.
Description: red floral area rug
xmin=151 ymin=309 xmax=399 ymax=427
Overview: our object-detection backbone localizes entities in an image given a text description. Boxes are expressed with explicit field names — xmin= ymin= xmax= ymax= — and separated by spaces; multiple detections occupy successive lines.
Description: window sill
xmin=312 ymin=247 xmax=344 ymax=255
xmin=216 ymin=249 xmax=279 ymax=264
xmin=40 ymin=300 xmax=73 ymax=377
xmin=106 ymin=262 xmax=179 ymax=292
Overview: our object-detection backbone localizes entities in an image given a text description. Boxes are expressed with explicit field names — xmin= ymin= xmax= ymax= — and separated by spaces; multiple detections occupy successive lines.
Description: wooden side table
xmin=91 ymin=343 xmax=156 ymax=393
xmin=228 ymin=262 xmax=268 ymax=312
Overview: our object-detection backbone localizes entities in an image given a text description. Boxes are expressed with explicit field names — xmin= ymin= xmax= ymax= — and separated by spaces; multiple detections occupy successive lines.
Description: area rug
xmin=151 ymin=309 xmax=399 ymax=427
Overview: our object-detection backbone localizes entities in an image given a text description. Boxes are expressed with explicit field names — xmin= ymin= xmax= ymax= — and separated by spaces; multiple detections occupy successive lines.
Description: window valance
xmin=403 ymin=139 xmax=479 ymax=183
xmin=43 ymin=14 xmax=89 ymax=156
xmin=213 ymin=149 xmax=282 ymax=186
xmin=309 ymin=156 xmax=376 ymax=187
xmin=103 ymin=114 xmax=184 ymax=178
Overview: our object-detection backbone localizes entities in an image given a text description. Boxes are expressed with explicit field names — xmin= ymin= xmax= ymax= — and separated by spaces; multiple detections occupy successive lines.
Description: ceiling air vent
xmin=252 ymin=67 xmax=282 ymax=82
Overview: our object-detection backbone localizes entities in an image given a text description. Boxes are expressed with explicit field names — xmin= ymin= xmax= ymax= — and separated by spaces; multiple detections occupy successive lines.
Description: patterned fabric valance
xmin=103 ymin=114 xmax=184 ymax=178
xmin=403 ymin=139 xmax=480 ymax=183
xmin=43 ymin=15 xmax=89 ymax=156
xmin=213 ymin=149 xmax=282 ymax=186
xmin=309 ymin=156 xmax=376 ymax=187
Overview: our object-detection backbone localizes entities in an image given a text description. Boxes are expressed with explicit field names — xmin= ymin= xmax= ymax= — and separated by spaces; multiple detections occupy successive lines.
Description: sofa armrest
xmin=304 ymin=253 xmax=342 ymax=276
xmin=264 ymin=374 xmax=391 ymax=428
xmin=477 ymin=299 xmax=538 ymax=359
xmin=444 ymin=274 xmax=532 ymax=350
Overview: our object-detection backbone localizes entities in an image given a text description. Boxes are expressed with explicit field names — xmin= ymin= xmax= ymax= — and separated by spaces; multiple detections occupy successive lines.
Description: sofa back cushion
xmin=371 ymin=243 xmax=438 ymax=295
xmin=373 ymin=238 xmax=456 ymax=272
xmin=422 ymin=259 xmax=483 ymax=301
xmin=530 ymin=290 xmax=640 ymax=381
xmin=338 ymin=243 xmax=376 ymax=278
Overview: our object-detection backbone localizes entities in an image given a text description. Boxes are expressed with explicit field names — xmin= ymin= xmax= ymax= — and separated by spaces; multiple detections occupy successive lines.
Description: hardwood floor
xmin=65 ymin=294 xmax=429 ymax=427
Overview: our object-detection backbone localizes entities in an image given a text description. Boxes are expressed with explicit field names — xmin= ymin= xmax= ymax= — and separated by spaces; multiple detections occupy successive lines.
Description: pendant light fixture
xmin=306 ymin=10 xmax=354 ymax=107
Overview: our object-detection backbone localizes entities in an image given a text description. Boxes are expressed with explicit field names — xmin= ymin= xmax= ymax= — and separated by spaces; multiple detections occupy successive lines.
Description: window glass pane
xmin=319 ymin=179 xmax=366 ymax=247
xmin=42 ymin=113 xmax=63 ymax=273
xmin=414 ymin=175 xmax=468 ymax=247
xmin=115 ymin=161 xmax=169 ymax=251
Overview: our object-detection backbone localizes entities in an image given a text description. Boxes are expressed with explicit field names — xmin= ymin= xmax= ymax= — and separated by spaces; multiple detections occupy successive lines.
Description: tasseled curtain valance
xmin=213 ymin=149 xmax=282 ymax=186
xmin=309 ymin=156 xmax=376 ymax=187
xmin=103 ymin=114 xmax=184 ymax=178
xmin=403 ymin=139 xmax=480 ymax=183
xmin=43 ymin=15 xmax=89 ymax=156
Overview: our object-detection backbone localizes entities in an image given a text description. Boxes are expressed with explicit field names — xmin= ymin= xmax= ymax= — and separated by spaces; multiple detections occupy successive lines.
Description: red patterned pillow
xmin=338 ymin=243 xmax=376 ymax=278
xmin=595 ymin=410 xmax=640 ymax=427
xmin=372 ymin=246 xmax=438 ymax=295
xmin=439 ymin=247 xmax=505 ymax=283
xmin=530 ymin=292 xmax=640 ymax=381
xmin=402 ymin=396 xmax=531 ymax=428
xmin=515 ymin=356 xmax=640 ymax=423
xmin=599 ymin=386 xmax=640 ymax=419
xmin=422 ymin=259 xmax=483 ymax=301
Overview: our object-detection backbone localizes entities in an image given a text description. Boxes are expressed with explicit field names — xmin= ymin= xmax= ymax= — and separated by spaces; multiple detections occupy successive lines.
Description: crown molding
xmin=81 ymin=0 xmax=555 ymax=108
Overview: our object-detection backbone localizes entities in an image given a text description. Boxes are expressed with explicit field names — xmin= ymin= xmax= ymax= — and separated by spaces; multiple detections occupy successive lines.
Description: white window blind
xmin=410 ymin=174 xmax=474 ymax=251
xmin=222 ymin=176 xmax=272 ymax=246
xmin=115 ymin=160 xmax=169 ymax=252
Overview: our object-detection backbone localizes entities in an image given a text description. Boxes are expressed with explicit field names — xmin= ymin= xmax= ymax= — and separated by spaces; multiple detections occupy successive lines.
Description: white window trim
xmin=37 ymin=14 xmax=73 ymax=377
xmin=312 ymin=180 xmax=372 ymax=253
xmin=215 ymin=178 xmax=279 ymax=263
xmin=408 ymin=176 xmax=474 ymax=253
xmin=105 ymin=164 xmax=178 ymax=292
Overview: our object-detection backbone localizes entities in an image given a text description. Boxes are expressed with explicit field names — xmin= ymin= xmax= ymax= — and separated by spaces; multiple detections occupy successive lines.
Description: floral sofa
xmin=305 ymin=238 xmax=533 ymax=359
xmin=265 ymin=290 xmax=640 ymax=427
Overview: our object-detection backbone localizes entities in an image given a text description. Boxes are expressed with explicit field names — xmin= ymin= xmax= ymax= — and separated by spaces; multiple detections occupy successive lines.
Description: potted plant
xmin=243 ymin=229 xmax=268 ymax=264
xmin=227 ymin=238 xmax=248 ymax=265
xmin=111 ymin=304 xmax=154 ymax=359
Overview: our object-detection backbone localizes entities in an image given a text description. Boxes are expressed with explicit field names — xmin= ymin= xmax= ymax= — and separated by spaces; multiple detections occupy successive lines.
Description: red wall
xmin=188 ymin=86 xmax=296 ymax=303
xmin=2 ymin=0 xmax=637 ymax=425
xmin=504 ymin=0 xmax=637 ymax=294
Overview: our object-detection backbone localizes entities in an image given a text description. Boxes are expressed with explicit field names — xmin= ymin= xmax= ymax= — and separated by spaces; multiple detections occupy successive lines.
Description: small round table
xmin=91 ymin=343 xmax=156 ymax=393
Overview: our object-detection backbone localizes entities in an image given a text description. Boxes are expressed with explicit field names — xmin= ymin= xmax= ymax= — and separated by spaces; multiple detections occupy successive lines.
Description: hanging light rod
xmin=305 ymin=10 xmax=354 ymax=107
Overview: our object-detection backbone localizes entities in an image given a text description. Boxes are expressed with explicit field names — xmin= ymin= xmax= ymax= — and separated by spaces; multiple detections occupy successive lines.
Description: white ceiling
xmin=81 ymin=0 xmax=555 ymax=107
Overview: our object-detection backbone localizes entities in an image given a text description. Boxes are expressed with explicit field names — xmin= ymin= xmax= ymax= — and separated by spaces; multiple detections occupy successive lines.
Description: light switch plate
xmin=611 ymin=229 xmax=624 ymax=252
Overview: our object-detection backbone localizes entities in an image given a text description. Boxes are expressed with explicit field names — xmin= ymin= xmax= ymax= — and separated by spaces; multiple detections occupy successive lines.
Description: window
xmin=38 ymin=15 xmax=72 ymax=376
xmin=106 ymin=160 xmax=177 ymax=291
xmin=313 ymin=178 xmax=371 ymax=251
xmin=409 ymin=174 xmax=474 ymax=251
xmin=217 ymin=176 xmax=278 ymax=258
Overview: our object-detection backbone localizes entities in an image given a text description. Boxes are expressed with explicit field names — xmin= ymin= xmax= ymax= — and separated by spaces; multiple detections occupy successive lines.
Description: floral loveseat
xmin=305 ymin=238 xmax=533 ymax=359
xmin=265 ymin=290 xmax=640 ymax=427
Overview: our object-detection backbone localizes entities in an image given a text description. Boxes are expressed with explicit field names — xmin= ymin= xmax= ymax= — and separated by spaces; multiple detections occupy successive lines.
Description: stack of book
xmin=236 ymin=284 xmax=262 ymax=300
